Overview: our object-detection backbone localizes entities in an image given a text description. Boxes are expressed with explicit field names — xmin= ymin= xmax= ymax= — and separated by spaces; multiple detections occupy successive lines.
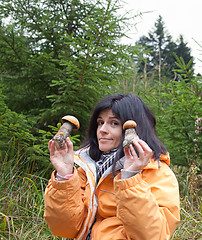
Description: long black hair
xmin=81 ymin=93 xmax=167 ymax=162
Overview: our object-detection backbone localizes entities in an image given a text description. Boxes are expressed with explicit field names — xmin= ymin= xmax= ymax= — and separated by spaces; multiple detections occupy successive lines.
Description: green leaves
xmin=0 ymin=0 xmax=135 ymax=135
xmin=143 ymin=61 xmax=202 ymax=166
xmin=173 ymin=52 xmax=194 ymax=81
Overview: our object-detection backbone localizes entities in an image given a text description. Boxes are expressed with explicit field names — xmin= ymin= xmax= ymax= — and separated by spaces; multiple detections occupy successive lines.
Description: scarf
xmin=96 ymin=148 xmax=119 ymax=183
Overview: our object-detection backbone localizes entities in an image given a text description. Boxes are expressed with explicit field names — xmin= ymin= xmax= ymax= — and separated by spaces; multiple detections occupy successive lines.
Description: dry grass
xmin=0 ymin=151 xmax=201 ymax=239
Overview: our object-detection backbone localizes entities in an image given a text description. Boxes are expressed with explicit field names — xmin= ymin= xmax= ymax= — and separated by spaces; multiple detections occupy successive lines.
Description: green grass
xmin=0 ymin=172 xmax=53 ymax=239
xmin=0 ymin=151 xmax=201 ymax=239
xmin=171 ymin=200 xmax=201 ymax=239
xmin=0 ymin=146 xmax=57 ymax=239
xmin=171 ymin=165 xmax=201 ymax=239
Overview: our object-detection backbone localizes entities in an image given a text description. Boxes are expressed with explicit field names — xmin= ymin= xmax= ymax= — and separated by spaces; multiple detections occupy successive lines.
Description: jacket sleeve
xmin=114 ymin=162 xmax=180 ymax=240
xmin=44 ymin=167 xmax=88 ymax=238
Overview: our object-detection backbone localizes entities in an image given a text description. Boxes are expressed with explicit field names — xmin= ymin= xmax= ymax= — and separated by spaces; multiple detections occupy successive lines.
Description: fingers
xmin=48 ymin=137 xmax=74 ymax=155
xmin=139 ymin=140 xmax=153 ymax=153
xmin=133 ymin=140 xmax=153 ymax=157
xmin=129 ymin=144 xmax=138 ymax=158
xmin=123 ymin=140 xmax=153 ymax=171
xmin=124 ymin=146 xmax=132 ymax=158
xmin=124 ymin=139 xmax=153 ymax=157
xmin=65 ymin=137 xmax=74 ymax=153
xmin=48 ymin=139 xmax=56 ymax=156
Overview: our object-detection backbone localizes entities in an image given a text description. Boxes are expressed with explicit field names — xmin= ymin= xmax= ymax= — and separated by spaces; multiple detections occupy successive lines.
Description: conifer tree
xmin=136 ymin=15 xmax=194 ymax=82
xmin=0 ymin=0 xmax=134 ymax=132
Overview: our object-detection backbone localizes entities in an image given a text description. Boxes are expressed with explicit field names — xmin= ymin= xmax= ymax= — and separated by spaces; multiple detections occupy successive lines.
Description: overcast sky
xmin=120 ymin=0 xmax=202 ymax=74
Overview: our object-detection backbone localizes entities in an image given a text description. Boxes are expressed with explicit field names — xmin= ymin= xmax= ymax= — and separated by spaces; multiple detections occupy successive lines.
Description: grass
xmin=0 ymin=149 xmax=201 ymax=239
xmin=0 ymin=171 xmax=52 ymax=239
xmin=171 ymin=165 xmax=201 ymax=240
xmin=0 ymin=145 xmax=57 ymax=240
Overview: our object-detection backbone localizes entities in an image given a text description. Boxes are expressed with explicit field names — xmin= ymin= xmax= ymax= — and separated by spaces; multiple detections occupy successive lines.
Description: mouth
xmin=99 ymin=138 xmax=112 ymax=142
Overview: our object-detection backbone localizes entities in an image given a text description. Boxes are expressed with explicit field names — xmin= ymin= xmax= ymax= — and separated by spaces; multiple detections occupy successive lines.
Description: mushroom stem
xmin=53 ymin=122 xmax=73 ymax=149
xmin=123 ymin=120 xmax=139 ymax=148
xmin=52 ymin=115 xmax=80 ymax=149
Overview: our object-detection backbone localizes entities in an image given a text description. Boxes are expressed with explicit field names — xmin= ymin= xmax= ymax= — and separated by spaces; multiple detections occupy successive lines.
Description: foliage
xmin=120 ymin=51 xmax=201 ymax=167
xmin=0 ymin=89 xmax=37 ymax=169
xmin=0 ymin=0 xmax=140 ymax=175
xmin=0 ymin=0 xmax=136 ymax=135
xmin=142 ymin=56 xmax=201 ymax=166
xmin=1 ymin=148 xmax=201 ymax=239
xmin=0 ymin=147 xmax=52 ymax=239
xmin=0 ymin=87 xmax=81 ymax=176
xmin=171 ymin=115 xmax=201 ymax=240
xmin=0 ymin=1 xmax=201 ymax=238
xmin=170 ymin=166 xmax=201 ymax=239
xmin=135 ymin=15 xmax=194 ymax=82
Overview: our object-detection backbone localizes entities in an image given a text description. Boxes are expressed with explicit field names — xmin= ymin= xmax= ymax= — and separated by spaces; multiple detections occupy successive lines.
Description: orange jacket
xmin=44 ymin=149 xmax=180 ymax=240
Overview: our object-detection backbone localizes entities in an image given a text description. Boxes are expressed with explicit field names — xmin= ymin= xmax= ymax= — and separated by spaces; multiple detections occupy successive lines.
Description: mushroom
xmin=123 ymin=120 xmax=139 ymax=148
xmin=53 ymin=115 xmax=80 ymax=149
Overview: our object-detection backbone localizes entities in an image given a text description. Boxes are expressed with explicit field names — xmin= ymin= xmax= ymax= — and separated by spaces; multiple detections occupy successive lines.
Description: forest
xmin=0 ymin=0 xmax=201 ymax=239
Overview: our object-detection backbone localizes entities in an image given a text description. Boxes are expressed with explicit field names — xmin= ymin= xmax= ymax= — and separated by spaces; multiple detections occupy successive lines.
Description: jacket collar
xmin=144 ymin=152 xmax=170 ymax=170
xmin=75 ymin=148 xmax=170 ymax=183
xmin=101 ymin=152 xmax=170 ymax=176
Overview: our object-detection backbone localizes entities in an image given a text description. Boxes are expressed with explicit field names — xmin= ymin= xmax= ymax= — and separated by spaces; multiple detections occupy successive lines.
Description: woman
xmin=44 ymin=93 xmax=180 ymax=240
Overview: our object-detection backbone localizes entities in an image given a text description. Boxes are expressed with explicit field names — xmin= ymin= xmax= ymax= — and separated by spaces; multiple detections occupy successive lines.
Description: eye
xmin=111 ymin=120 xmax=120 ymax=126
xmin=97 ymin=120 xmax=104 ymax=126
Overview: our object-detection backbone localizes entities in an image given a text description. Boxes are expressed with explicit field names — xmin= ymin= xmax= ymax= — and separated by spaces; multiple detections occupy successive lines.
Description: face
xmin=96 ymin=109 xmax=122 ymax=152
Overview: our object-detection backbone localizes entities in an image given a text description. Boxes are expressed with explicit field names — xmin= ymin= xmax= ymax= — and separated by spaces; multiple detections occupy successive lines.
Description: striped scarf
xmin=96 ymin=148 xmax=119 ymax=183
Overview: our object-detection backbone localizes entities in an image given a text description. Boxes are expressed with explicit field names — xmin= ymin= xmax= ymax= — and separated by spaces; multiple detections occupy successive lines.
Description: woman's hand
xmin=48 ymin=137 xmax=74 ymax=176
xmin=123 ymin=140 xmax=153 ymax=171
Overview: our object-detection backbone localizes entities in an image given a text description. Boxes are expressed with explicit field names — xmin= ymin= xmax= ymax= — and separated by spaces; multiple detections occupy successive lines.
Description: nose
xmin=99 ymin=123 xmax=108 ymax=133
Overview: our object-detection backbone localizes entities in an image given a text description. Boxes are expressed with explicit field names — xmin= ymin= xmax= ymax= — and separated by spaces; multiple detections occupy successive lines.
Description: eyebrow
xmin=97 ymin=115 xmax=120 ymax=120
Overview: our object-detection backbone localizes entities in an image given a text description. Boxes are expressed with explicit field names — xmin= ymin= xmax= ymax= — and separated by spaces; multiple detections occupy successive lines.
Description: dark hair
xmin=81 ymin=93 xmax=167 ymax=162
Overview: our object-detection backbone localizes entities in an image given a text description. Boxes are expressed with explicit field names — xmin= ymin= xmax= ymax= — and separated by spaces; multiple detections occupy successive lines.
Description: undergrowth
xmin=1 ymin=153 xmax=201 ymax=239
xmin=0 ymin=119 xmax=201 ymax=239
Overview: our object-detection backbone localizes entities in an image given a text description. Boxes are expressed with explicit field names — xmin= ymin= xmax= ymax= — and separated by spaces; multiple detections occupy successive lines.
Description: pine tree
xmin=0 ymin=0 xmax=135 ymax=132
xmin=135 ymin=15 xmax=194 ymax=82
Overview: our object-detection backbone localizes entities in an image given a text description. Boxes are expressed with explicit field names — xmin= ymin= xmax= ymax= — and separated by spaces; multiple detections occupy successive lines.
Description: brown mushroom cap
xmin=123 ymin=120 xmax=137 ymax=130
xmin=61 ymin=115 xmax=80 ymax=130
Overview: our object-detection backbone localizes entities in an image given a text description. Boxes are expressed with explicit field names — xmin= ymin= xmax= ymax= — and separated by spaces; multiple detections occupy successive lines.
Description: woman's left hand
xmin=123 ymin=140 xmax=153 ymax=171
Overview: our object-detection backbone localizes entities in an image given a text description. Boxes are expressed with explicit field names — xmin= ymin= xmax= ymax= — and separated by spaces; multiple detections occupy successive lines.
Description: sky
xmin=120 ymin=0 xmax=202 ymax=74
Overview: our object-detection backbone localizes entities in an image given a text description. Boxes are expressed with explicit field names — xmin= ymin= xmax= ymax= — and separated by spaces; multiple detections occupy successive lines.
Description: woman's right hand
xmin=48 ymin=137 xmax=74 ymax=176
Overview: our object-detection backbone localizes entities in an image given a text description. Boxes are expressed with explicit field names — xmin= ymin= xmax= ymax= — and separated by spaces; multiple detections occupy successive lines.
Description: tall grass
xmin=0 ymin=142 xmax=201 ymax=239
xmin=0 ymin=142 xmax=58 ymax=239
xmin=171 ymin=166 xmax=201 ymax=239
xmin=171 ymin=117 xmax=201 ymax=239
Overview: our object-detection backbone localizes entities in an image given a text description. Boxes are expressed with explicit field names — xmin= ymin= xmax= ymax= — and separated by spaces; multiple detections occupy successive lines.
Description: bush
xmin=142 ymin=57 xmax=202 ymax=167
